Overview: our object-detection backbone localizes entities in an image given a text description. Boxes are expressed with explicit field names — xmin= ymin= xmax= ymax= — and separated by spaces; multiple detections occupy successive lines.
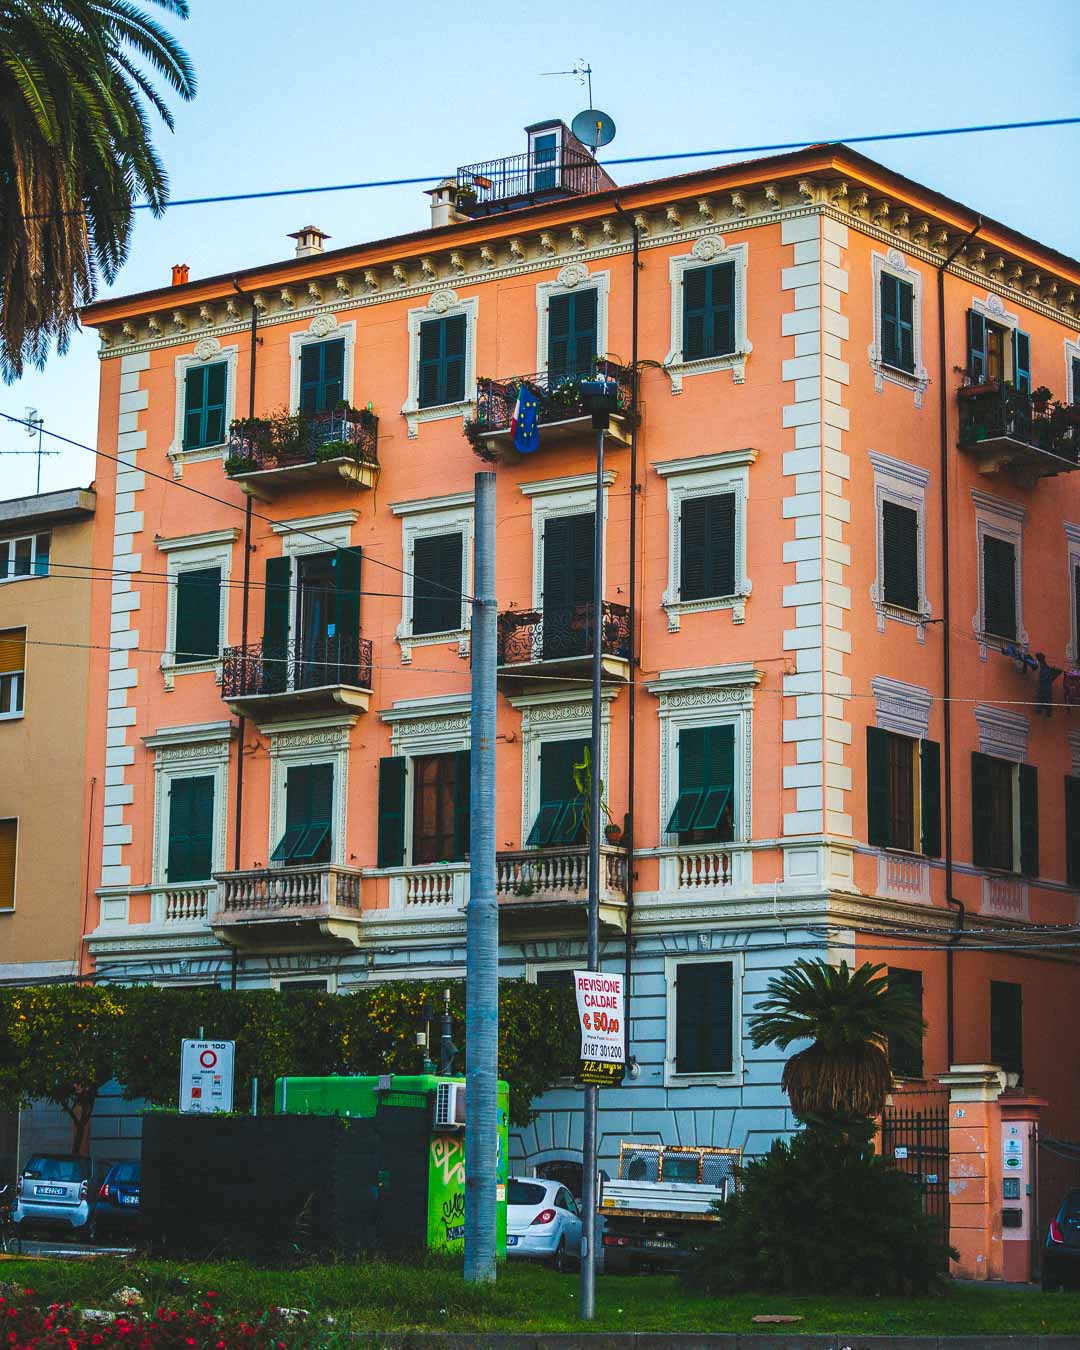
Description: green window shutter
xmin=548 ymin=293 xmax=572 ymax=383
xmin=452 ymin=749 xmax=471 ymax=861
xmin=672 ymin=725 xmax=734 ymax=840
xmin=920 ymin=739 xmax=941 ymax=858
xmin=880 ymin=272 xmax=900 ymax=368
xmin=680 ymin=494 xmax=737 ymax=601
xmin=1065 ymin=776 xmax=1080 ymax=887
xmin=377 ymin=756 xmax=407 ymax=868
xmin=548 ymin=289 xmax=597 ymax=383
xmin=281 ymin=763 xmax=333 ymax=864
xmin=709 ymin=262 xmax=735 ymax=358
xmin=442 ymin=313 xmax=466 ymax=404
xmin=982 ymin=535 xmax=1017 ymax=640
xmin=967 ymin=309 xmax=987 ymax=382
xmin=683 ymin=267 xmax=709 ymax=360
xmin=204 ymin=361 xmax=227 ymax=445
xmin=174 ymin=566 xmax=221 ymax=665
xmin=1012 ymin=330 xmax=1031 ymax=395
xmin=418 ymin=316 xmax=466 ymax=408
xmin=537 ymin=738 xmax=588 ymax=845
xmin=971 ymin=752 xmax=994 ymax=868
xmin=990 ymin=981 xmax=1023 ymax=1079
xmin=322 ymin=338 xmax=345 ymax=409
xmin=684 ymin=264 xmax=735 ymax=361
xmin=675 ymin=962 xmax=733 ymax=1073
xmin=413 ymin=533 xmax=463 ymax=636
xmin=542 ymin=512 xmax=594 ymax=612
xmin=1019 ymin=763 xmax=1039 ymax=878
xmin=1073 ymin=357 xmax=1080 ymax=404
xmin=866 ymin=726 xmax=891 ymax=848
xmin=262 ymin=556 xmax=291 ymax=694
xmin=571 ymin=287 xmax=598 ymax=380
xmin=881 ymin=500 xmax=919 ymax=610
xmin=299 ymin=343 xmax=321 ymax=414
xmin=332 ymin=546 xmax=362 ymax=683
xmin=167 ymin=776 xmax=214 ymax=883
xmin=418 ymin=320 xmax=443 ymax=408
xmin=1075 ymin=565 xmax=1080 ymax=668
xmin=679 ymin=497 xmax=708 ymax=601
xmin=299 ymin=339 xmax=345 ymax=414
xmin=887 ymin=968 xmax=923 ymax=1078
xmin=897 ymin=277 xmax=915 ymax=373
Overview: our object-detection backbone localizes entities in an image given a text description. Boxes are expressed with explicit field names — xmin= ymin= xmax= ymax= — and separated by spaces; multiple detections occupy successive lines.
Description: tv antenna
xmin=24 ymin=408 xmax=50 ymax=494
xmin=542 ymin=59 xmax=594 ymax=107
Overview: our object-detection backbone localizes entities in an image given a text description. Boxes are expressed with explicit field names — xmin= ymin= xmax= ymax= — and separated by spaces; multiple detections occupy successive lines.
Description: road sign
xmin=573 ymin=971 xmax=625 ymax=1086
xmin=180 ymin=1039 xmax=235 ymax=1113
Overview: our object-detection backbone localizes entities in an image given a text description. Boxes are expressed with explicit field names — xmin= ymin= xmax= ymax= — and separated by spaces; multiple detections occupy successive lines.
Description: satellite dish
xmin=571 ymin=108 xmax=616 ymax=150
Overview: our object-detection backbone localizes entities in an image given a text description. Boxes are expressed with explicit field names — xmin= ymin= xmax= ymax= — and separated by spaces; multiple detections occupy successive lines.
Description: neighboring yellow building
xmin=0 ymin=487 xmax=96 ymax=984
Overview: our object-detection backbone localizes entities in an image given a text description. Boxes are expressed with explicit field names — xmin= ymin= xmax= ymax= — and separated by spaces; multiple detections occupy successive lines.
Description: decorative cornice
xmin=654 ymin=448 xmax=758 ymax=478
xmin=870 ymin=677 xmax=932 ymax=739
xmin=142 ymin=720 xmax=234 ymax=751
xmin=154 ymin=527 xmax=240 ymax=553
xmin=379 ymin=693 xmax=472 ymax=725
xmin=647 ymin=663 xmax=764 ymax=697
xmin=269 ymin=510 xmax=359 ymax=536
xmin=518 ymin=470 xmax=616 ymax=498
xmin=973 ymin=703 xmax=1029 ymax=762
xmin=970 ymin=488 xmax=1027 ymax=525
xmin=868 ymin=450 xmax=930 ymax=490
xmin=390 ymin=490 xmax=474 ymax=517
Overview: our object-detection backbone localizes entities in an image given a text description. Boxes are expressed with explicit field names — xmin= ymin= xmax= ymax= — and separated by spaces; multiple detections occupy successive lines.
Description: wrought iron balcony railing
xmin=497 ymin=601 xmax=630 ymax=666
xmin=225 ymin=408 xmax=378 ymax=476
xmin=467 ymin=363 xmax=634 ymax=454
xmin=222 ymin=633 xmax=373 ymax=699
xmin=455 ymin=146 xmax=611 ymax=213
xmin=957 ymin=382 xmax=1080 ymax=465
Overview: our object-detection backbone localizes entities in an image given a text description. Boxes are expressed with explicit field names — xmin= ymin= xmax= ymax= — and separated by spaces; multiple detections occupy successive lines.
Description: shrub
xmin=690 ymin=1126 xmax=954 ymax=1297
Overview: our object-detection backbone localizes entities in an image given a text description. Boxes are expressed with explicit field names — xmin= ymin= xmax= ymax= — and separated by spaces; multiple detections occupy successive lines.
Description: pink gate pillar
xmin=940 ymin=1064 xmax=1046 ymax=1283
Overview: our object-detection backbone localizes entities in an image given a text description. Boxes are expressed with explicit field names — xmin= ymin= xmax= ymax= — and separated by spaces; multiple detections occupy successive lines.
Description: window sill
xmin=664 ymin=346 xmax=752 ymax=394
xmin=0 ymin=572 xmax=46 ymax=585
xmin=396 ymin=627 xmax=470 ymax=666
xmin=0 ymin=710 xmax=25 ymax=722
xmin=662 ymin=584 xmax=752 ymax=631
xmin=166 ymin=441 xmax=226 ymax=479
xmin=973 ymin=628 xmax=1029 ymax=662
xmin=663 ymin=1065 xmax=741 ymax=1089
xmin=161 ymin=656 xmax=222 ymax=692
xmin=868 ymin=349 xmax=929 ymax=407
xmin=401 ymin=398 xmax=473 ymax=440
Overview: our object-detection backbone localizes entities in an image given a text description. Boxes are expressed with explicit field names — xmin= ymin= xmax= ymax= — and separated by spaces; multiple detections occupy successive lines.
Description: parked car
xmin=1043 ymin=1188 xmax=1080 ymax=1291
xmin=90 ymin=1161 xmax=141 ymax=1245
xmin=11 ymin=1154 xmax=94 ymax=1235
xmin=506 ymin=1176 xmax=582 ymax=1272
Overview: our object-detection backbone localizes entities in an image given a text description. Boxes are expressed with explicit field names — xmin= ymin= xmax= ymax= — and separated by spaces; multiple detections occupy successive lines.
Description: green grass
xmin=2 ymin=1255 xmax=1080 ymax=1337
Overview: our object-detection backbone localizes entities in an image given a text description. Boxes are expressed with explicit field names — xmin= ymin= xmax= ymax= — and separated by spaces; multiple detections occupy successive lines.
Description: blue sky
xmin=2 ymin=0 xmax=1078 ymax=497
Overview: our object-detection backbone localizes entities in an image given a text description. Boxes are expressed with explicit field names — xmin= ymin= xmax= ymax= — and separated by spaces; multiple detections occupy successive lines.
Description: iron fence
xmin=957 ymin=383 xmax=1080 ymax=462
xmin=456 ymin=146 xmax=607 ymax=210
xmin=222 ymin=634 xmax=373 ymax=698
xmin=881 ymin=1101 xmax=951 ymax=1257
xmin=497 ymin=601 xmax=631 ymax=665
xmin=473 ymin=362 xmax=635 ymax=439
xmin=226 ymin=409 xmax=379 ymax=475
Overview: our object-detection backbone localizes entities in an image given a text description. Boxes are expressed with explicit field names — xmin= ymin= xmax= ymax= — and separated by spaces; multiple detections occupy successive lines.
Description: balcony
xmin=495 ymin=845 xmax=628 ymax=934
xmin=224 ymin=408 xmax=378 ymax=499
xmin=221 ymin=634 xmax=372 ymax=719
xmin=957 ymin=383 xmax=1080 ymax=484
xmin=455 ymin=145 xmax=614 ymax=218
xmin=465 ymin=363 xmax=635 ymax=463
xmin=210 ymin=863 xmax=363 ymax=950
xmin=497 ymin=601 xmax=630 ymax=687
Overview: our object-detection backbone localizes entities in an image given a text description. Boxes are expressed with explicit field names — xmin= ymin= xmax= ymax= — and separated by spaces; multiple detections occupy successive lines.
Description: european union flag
xmin=511 ymin=385 xmax=540 ymax=454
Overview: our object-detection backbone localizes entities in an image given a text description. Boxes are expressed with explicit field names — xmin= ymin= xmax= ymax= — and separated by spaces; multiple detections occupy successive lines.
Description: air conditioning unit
xmin=434 ymin=1081 xmax=466 ymax=1129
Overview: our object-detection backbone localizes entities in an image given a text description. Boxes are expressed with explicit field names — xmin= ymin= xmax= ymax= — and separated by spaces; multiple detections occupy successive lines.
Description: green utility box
xmin=275 ymin=1074 xmax=509 ymax=1255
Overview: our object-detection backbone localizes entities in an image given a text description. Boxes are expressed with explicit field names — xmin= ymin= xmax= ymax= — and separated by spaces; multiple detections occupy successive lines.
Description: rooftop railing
xmin=455 ymin=146 xmax=609 ymax=211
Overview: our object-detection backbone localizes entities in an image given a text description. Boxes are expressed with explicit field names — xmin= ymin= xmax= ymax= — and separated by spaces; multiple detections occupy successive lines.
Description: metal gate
xmin=881 ymin=1101 xmax=951 ymax=1253
xmin=1032 ymin=1129 xmax=1080 ymax=1279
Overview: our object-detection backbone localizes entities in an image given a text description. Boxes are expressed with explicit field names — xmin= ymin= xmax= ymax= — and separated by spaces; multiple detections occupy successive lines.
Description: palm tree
xmin=0 ymin=0 xmax=195 ymax=381
xmin=747 ymin=958 xmax=926 ymax=1123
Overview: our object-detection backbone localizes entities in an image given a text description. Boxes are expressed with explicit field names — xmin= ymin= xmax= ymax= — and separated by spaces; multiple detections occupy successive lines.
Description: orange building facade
xmin=80 ymin=133 xmax=1080 ymax=1174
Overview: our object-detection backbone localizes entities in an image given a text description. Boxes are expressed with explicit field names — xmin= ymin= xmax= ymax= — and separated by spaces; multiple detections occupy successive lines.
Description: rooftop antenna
xmin=541 ymin=59 xmax=594 ymax=107
xmin=25 ymin=408 xmax=46 ymax=494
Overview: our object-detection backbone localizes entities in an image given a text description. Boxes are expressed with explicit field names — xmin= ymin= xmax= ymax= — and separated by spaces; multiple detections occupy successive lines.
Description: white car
xmin=506 ymin=1176 xmax=582 ymax=1271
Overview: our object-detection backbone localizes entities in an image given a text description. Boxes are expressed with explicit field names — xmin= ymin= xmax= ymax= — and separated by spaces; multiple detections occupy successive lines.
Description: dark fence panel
xmin=1033 ymin=1132 xmax=1080 ymax=1277
xmin=881 ymin=1101 xmax=951 ymax=1257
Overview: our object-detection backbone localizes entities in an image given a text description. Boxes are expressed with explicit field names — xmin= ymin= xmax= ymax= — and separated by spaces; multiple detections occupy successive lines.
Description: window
xmin=534 ymin=968 xmax=575 ymax=994
xmin=0 ymin=819 xmax=15 ymax=908
xmin=887 ymin=968 xmax=924 ymax=1078
xmin=1066 ymin=776 xmax=1080 ymax=887
xmin=881 ymin=500 xmax=919 ymax=611
xmin=990 ymin=980 xmax=1023 ymax=1081
xmin=983 ymin=535 xmax=1017 ymax=640
xmin=529 ymin=128 xmax=559 ymax=192
xmin=666 ymin=725 xmax=735 ymax=844
xmin=271 ymin=763 xmax=333 ymax=865
xmin=1072 ymin=354 xmax=1080 ymax=405
xmin=166 ymin=776 xmax=214 ymax=883
xmin=183 ymin=361 xmax=227 ymax=450
xmin=526 ymin=738 xmax=588 ymax=847
xmin=683 ymin=262 xmax=735 ymax=362
xmin=972 ymin=752 xmax=1038 ymax=876
xmin=679 ymin=493 xmax=735 ymax=602
xmin=279 ymin=979 xmax=330 ymax=993
xmin=299 ymin=338 xmax=345 ymax=415
xmin=880 ymin=273 xmax=914 ymax=373
xmin=541 ymin=512 xmax=595 ymax=657
xmin=419 ymin=314 xmax=466 ymax=408
xmin=673 ymin=960 xmax=734 ymax=1075
xmin=376 ymin=750 xmax=469 ymax=868
xmin=0 ymin=532 xmax=49 ymax=582
xmin=547 ymin=288 xmax=597 ymax=384
xmin=866 ymin=727 xmax=941 ymax=856
xmin=174 ymin=567 xmax=221 ymax=665
xmin=967 ymin=311 xmax=1030 ymax=392
xmin=0 ymin=629 xmax=25 ymax=718
xmin=413 ymin=533 xmax=464 ymax=636
xmin=262 ymin=547 xmax=363 ymax=693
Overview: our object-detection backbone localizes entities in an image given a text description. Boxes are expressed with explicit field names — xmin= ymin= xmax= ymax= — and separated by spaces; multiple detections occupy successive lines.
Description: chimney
xmin=288 ymin=225 xmax=331 ymax=258
xmin=425 ymin=178 xmax=469 ymax=229
xmin=171 ymin=263 xmax=189 ymax=286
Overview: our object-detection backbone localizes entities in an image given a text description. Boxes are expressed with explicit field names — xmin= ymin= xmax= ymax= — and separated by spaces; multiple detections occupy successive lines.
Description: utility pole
xmin=464 ymin=469 xmax=498 ymax=1283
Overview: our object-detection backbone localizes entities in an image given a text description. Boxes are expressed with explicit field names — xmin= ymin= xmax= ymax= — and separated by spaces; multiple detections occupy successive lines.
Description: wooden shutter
xmin=442 ymin=314 xmax=466 ymax=404
xmin=675 ymin=962 xmax=733 ymax=1073
xmin=990 ymin=981 xmax=1023 ymax=1078
xmin=982 ymin=535 xmax=1017 ymax=639
xmin=920 ymin=739 xmax=941 ymax=858
xmin=1065 ymin=776 xmax=1080 ymax=887
xmin=262 ymin=556 xmax=291 ymax=694
xmin=680 ymin=493 xmax=739 ymax=602
xmin=1073 ymin=356 xmax=1080 ymax=404
xmin=413 ymin=533 xmax=462 ymax=635
xmin=377 ymin=756 xmax=407 ymax=868
xmin=167 ymin=776 xmax=214 ymax=883
xmin=548 ymin=293 xmax=572 ymax=383
xmin=0 ymin=628 xmax=25 ymax=674
xmin=880 ymin=272 xmax=900 ymax=368
xmin=707 ymin=494 xmax=737 ymax=597
xmin=683 ymin=266 xmax=709 ymax=360
xmin=679 ymin=497 xmax=709 ymax=600
xmin=887 ymin=968 xmax=923 ymax=1078
xmin=882 ymin=500 xmax=919 ymax=610
xmin=1075 ymin=564 xmax=1080 ymax=668
xmin=204 ymin=361 xmax=227 ymax=444
xmin=418 ymin=319 xmax=443 ymax=408
xmin=1019 ymin=763 xmax=1039 ymax=877
xmin=542 ymin=513 xmax=594 ymax=611
xmin=332 ymin=546 xmax=362 ymax=683
xmin=866 ymin=726 xmax=892 ymax=848
xmin=174 ymin=566 xmax=221 ymax=665
xmin=1012 ymin=330 xmax=1031 ymax=395
xmin=710 ymin=262 xmax=735 ymax=357
xmin=184 ymin=366 xmax=206 ymax=450
xmin=299 ymin=342 xmax=322 ymax=414
xmin=452 ymin=749 xmax=471 ymax=861
xmin=571 ymin=287 xmax=598 ymax=379
xmin=971 ymin=752 xmax=994 ymax=868
xmin=897 ymin=277 xmax=915 ymax=372
xmin=0 ymin=819 xmax=16 ymax=907
xmin=967 ymin=310 xmax=987 ymax=382
xmin=321 ymin=339 xmax=345 ymax=410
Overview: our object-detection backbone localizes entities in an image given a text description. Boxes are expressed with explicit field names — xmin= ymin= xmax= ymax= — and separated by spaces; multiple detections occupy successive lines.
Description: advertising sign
xmin=573 ymin=970 xmax=625 ymax=1086
xmin=179 ymin=1039 xmax=235 ymax=1113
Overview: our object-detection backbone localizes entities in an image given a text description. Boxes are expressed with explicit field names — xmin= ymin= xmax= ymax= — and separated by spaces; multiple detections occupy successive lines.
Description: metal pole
xmin=580 ymin=425 xmax=605 ymax=1321
xmin=465 ymin=469 xmax=498 ymax=1283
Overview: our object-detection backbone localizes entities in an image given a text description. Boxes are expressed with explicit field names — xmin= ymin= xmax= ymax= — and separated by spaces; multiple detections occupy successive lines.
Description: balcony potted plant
xmin=571 ymin=746 xmax=615 ymax=843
